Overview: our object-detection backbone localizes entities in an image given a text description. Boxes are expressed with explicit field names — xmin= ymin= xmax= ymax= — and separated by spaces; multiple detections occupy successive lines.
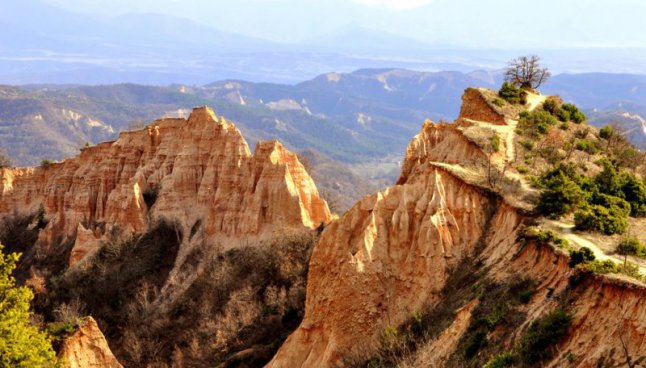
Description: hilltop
xmin=270 ymin=86 xmax=646 ymax=367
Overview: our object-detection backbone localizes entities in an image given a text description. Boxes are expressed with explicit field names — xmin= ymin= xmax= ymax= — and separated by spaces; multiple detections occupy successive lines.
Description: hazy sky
xmin=41 ymin=0 xmax=646 ymax=48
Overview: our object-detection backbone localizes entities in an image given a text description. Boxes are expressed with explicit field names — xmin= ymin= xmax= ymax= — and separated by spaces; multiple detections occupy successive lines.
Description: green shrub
xmin=574 ymin=128 xmax=589 ymax=139
xmin=594 ymin=159 xmax=623 ymax=197
xmin=519 ymin=228 xmax=569 ymax=251
xmin=492 ymin=98 xmax=505 ymax=107
xmin=519 ymin=140 xmax=534 ymax=151
xmin=518 ymin=110 xmax=558 ymax=136
xmin=618 ymin=261 xmax=643 ymax=279
xmin=575 ymin=139 xmax=599 ymax=155
xmin=40 ymin=159 xmax=56 ymax=168
xmin=490 ymin=134 xmax=501 ymax=152
xmin=569 ymin=247 xmax=595 ymax=268
xmin=499 ymin=82 xmax=526 ymax=104
xmin=559 ymin=122 xmax=569 ymax=130
xmin=518 ymin=309 xmax=572 ymax=363
xmin=542 ymin=99 xmax=559 ymax=115
xmin=36 ymin=204 xmax=47 ymax=230
xmin=579 ymin=259 xmax=643 ymax=280
xmin=0 ymin=245 xmax=57 ymax=367
xmin=516 ymin=165 xmax=529 ymax=174
xmin=561 ymin=103 xmax=586 ymax=123
xmin=616 ymin=237 xmax=646 ymax=259
xmin=571 ymin=110 xmax=586 ymax=124
xmin=483 ymin=353 xmax=516 ymax=368
xmin=589 ymin=192 xmax=631 ymax=217
xmin=579 ymin=259 xmax=619 ymax=274
xmin=556 ymin=108 xmax=571 ymax=122
xmin=599 ymin=126 xmax=614 ymax=139
xmin=48 ymin=322 xmax=76 ymax=337
xmin=574 ymin=204 xmax=628 ymax=235
xmin=536 ymin=170 xmax=586 ymax=218
xmin=619 ymin=172 xmax=646 ymax=216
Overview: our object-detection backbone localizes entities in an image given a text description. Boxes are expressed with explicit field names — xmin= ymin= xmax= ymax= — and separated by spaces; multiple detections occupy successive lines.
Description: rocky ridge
xmin=1 ymin=106 xmax=330 ymax=266
xmin=268 ymin=88 xmax=646 ymax=367
xmin=1 ymin=106 xmax=331 ymax=366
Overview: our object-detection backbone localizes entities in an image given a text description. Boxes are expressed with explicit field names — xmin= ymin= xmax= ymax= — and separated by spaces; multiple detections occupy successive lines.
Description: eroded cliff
xmin=269 ymin=88 xmax=646 ymax=367
xmin=0 ymin=106 xmax=331 ymax=367
xmin=0 ymin=106 xmax=330 ymax=266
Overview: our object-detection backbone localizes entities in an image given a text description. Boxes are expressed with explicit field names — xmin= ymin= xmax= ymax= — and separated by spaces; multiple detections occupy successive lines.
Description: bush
xmin=573 ymin=129 xmax=589 ymax=140
xmin=571 ymin=110 xmax=586 ymax=124
xmin=569 ymin=246 xmax=595 ymax=268
xmin=556 ymin=108 xmax=571 ymax=122
xmin=594 ymin=159 xmax=623 ymax=197
xmin=518 ymin=309 xmax=572 ymax=363
xmin=591 ymin=192 xmax=631 ymax=216
xmin=561 ymin=103 xmax=586 ymax=123
xmin=490 ymin=134 xmax=501 ymax=152
xmin=519 ymin=140 xmax=534 ymax=151
xmin=599 ymin=126 xmax=614 ymax=139
xmin=542 ymin=99 xmax=559 ymax=115
xmin=536 ymin=170 xmax=586 ymax=218
xmin=0 ymin=245 xmax=57 ymax=367
xmin=483 ymin=353 xmax=516 ymax=368
xmin=575 ymin=139 xmax=600 ymax=155
xmin=579 ymin=259 xmax=619 ymax=274
xmin=619 ymin=172 xmax=646 ymax=216
xmin=574 ymin=204 xmax=628 ymax=235
xmin=518 ymin=110 xmax=558 ymax=136
xmin=499 ymin=82 xmax=526 ymax=104
xmin=492 ymin=98 xmax=505 ymax=107
xmin=616 ymin=237 xmax=646 ymax=259
xmin=40 ymin=159 xmax=56 ymax=168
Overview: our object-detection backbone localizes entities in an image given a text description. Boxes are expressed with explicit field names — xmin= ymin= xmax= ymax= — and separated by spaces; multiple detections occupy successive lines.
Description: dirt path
xmin=544 ymin=220 xmax=646 ymax=275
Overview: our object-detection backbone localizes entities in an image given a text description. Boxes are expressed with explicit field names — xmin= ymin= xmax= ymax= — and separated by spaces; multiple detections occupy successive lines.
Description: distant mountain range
xmin=3 ymin=69 xmax=646 ymax=164
xmin=3 ymin=0 xmax=646 ymax=85
xmin=2 ymin=68 xmax=646 ymax=208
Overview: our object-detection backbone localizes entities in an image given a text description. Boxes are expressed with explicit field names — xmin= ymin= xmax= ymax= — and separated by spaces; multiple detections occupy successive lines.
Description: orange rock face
xmin=58 ymin=317 xmax=123 ymax=368
xmin=268 ymin=139 xmax=517 ymax=367
xmin=0 ymin=106 xmax=330 ymax=266
xmin=268 ymin=89 xmax=646 ymax=367
xmin=458 ymin=87 xmax=507 ymax=125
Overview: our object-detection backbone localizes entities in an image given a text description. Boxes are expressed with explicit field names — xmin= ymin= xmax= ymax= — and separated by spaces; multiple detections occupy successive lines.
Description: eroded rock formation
xmin=0 ymin=106 xmax=330 ymax=266
xmin=58 ymin=317 xmax=123 ymax=368
xmin=268 ymin=89 xmax=646 ymax=367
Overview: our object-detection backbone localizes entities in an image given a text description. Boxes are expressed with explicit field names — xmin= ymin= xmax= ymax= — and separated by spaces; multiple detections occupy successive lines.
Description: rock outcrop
xmin=268 ymin=88 xmax=646 ymax=367
xmin=0 ymin=106 xmax=330 ymax=266
xmin=58 ymin=317 xmax=123 ymax=368
xmin=458 ymin=87 xmax=507 ymax=125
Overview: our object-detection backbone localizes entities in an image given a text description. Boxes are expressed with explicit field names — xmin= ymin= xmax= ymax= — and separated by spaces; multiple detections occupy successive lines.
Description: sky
xmin=40 ymin=0 xmax=646 ymax=48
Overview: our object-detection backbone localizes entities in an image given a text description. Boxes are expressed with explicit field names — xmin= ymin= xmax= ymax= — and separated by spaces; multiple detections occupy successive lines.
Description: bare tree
xmin=505 ymin=55 xmax=551 ymax=90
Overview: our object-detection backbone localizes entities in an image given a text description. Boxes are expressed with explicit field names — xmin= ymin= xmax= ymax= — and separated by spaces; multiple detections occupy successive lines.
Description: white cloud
xmin=352 ymin=0 xmax=433 ymax=10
